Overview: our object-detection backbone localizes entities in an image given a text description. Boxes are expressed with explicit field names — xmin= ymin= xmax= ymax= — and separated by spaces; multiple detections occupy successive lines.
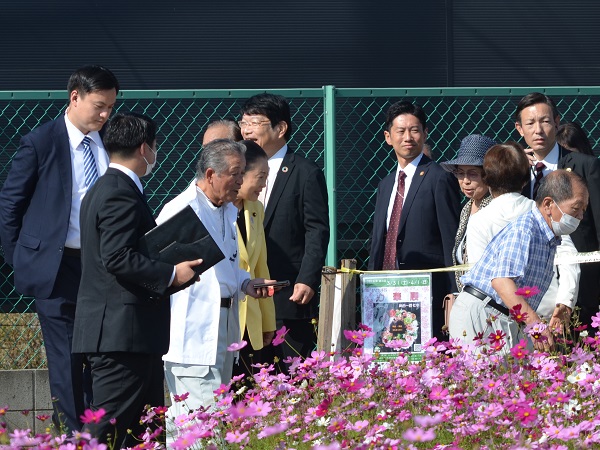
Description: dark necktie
xmin=532 ymin=161 xmax=546 ymax=199
xmin=382 ymin=171 xmax=406 ymax=270
xmin=82 ymin=136 xmax=99 ymax=188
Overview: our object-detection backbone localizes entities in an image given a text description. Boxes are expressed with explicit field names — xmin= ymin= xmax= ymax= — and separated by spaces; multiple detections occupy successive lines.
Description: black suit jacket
xmin=72 ymin=168 xmax=174 ymax=354
xmin=369 ymin=155 xmax=460 ymax=273
xmin=523 ymin=145 xmax=600 ymax=252
xmin=0 ymin=118 xmax=75 ymax=299
xmin=264 ymin=150 xmax=330 ymax=320
xmin=368 ymin=155 xmax=461 ymax=339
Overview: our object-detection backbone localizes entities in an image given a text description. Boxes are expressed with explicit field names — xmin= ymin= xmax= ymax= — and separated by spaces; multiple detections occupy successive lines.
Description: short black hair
xmin=103 ymin=112 xmax=157 ymax=158
xmin=67 ymin=65 xmax=119 ymax=99
xmin=384 ymin=101 xmax=427 ymax=132
xmin=241 ymin=140 xmax=268 ymax=171
xmin=514 ymin=92 xmax=559 ymax=123
xmin=240 ymin=93 xmax=293 ymax=141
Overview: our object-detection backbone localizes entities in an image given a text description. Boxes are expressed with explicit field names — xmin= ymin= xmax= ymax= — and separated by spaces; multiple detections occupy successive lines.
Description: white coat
xmin=157 ymin=181 xmax=249 ymax=366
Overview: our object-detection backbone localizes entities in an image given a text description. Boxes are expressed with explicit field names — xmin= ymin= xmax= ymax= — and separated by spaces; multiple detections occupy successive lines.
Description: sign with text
xmin=361 ymin=273 xmax=432 ymax=362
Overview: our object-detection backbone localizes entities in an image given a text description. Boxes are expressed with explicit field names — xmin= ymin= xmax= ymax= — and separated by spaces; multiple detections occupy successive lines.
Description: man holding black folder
xmin=72 ymin=113 xmax=202 ymax=447
xmin=156 ymin=139 xmax=273 ymax=417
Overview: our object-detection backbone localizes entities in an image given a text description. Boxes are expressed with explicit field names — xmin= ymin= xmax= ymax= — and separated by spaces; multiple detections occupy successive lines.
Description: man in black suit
xmin=0 ymin=65 xmax=119 ymax=431
xmin=516 ymin=92 xmax=600 ymax=330
xmin=368 ymin=101 xmax=461 ymax=341
xmin=72 ymin=113 xmax=201 ymax=447
xmin=240 ymin=93 xmax=330 ymax=361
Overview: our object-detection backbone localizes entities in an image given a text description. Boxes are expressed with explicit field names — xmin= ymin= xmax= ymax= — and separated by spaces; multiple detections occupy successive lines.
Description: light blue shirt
xmin=461 ymin=207 xmax=560 ymax=311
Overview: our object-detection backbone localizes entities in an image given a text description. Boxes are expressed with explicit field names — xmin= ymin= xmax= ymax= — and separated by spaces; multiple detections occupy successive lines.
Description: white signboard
xmin=361 ymin=273 xmax=432 ymax=362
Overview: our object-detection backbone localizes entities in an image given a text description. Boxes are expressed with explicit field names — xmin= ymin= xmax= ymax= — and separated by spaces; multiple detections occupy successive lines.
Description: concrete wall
xmin=0 ymin=369 xmax=52 ymax=433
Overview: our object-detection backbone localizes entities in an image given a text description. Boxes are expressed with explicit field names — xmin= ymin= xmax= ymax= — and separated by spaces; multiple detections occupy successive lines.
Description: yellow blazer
xmin=237 ymin=200 xmax=277 ymax=350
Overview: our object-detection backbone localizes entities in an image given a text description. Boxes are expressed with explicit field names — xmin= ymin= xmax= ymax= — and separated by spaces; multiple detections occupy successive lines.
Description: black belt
xmin=63 ymin=247 xmax=81 ymax=258
xmin=463 ymin=285 xmax=510 ymax=316
xmin=220 ymin=297 xmax=233 ymax=309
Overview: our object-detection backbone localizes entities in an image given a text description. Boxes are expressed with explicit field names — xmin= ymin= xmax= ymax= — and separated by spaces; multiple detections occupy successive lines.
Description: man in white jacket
xmin=156 ymin=139 xmax=272 ymax=420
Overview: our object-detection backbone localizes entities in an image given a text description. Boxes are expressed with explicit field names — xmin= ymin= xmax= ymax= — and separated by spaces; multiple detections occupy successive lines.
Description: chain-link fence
xmin=1 ymin=87 xmax=599 ymax=368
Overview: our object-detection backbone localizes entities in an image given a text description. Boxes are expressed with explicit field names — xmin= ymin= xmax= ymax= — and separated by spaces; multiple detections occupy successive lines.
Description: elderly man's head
xmin=536 ymin=170 xmax=588 ymax=236
xmin=196 ymin=139 xmax=246 ymax=206
xmin=202 ymin=119 xmax=242 ymax=146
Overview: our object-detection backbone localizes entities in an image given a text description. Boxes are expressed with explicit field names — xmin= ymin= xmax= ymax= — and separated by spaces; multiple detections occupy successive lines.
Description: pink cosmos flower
xmin=272 ymin=326 xmax=289 ymax=346
xmin=173 ymin=392 xmax=189 ymax=403
xmin=524 ymin=322 xmax=548 ymax=341
xmin=213 ymin=384 xmax=229 ymax=396
xmin=351 ymin=420 xmax=369 ymax=431
xmin=509 ymin=303 xmax=529 ymax=323
xmin=257 ymin=422 xmax=289 ymax=439
xmin=386 ymin=339 xmax=410 ymax=350
xmin=414 ymin=413 xmax=443 ymax=427
xmin=515 ymin=404 xmax=538 ymax=425
xmin=227 ymin=340 xmax=248 ymax=352
xmin=428 ymin=385 xmax=449 ymax=400
xmin=343 ymin=329 xmax=364 ymax=345
xmin=225 ymin=430 xmax=249 ymax=444
xmin=340 ymin=379 xmax=365 ymax=392
xmin=80 ymin=408 xmax=106 ymax=424
xmin=591 ymin=311 xmax=600 ymax=329
xmin=35 ymin=414 xmax=50 ymax=422
xmin=510 ymin=344 xmax=529 ymax=359
xmin=248 ymin=400 xmax=272 ymax=417
xmin=487 ymin=329 xmax=506 ymax=344
xmin=402 ymin=427 xmax=436 ymax=442
xmin=515 ymin=286 xmax=540 ymax=298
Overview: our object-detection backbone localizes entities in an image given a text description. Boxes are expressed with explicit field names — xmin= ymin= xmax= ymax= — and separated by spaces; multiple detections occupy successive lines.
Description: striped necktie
xmin=82 ymin=136 xmax=99 ymax=188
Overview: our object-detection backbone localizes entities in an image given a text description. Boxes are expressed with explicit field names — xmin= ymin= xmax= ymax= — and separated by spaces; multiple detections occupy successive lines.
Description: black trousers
xmin=575 ymin=262 xmax=600 ymax=333
xmin=263 ymin=318 xmax=317 ymax=374
xmin=232 ymin=330 xmax=264 ymax=384
xmin=85 ymin=352 xmax=165 ymax=449
xmin=35 ymin=254 xmax=91 ymax=432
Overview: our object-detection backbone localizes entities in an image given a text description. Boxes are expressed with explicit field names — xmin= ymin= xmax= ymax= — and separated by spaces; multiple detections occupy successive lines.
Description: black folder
xmin=139 ymin=205 xmax=225 ymax=276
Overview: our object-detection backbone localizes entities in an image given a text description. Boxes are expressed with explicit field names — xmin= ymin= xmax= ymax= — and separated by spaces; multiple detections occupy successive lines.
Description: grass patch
xmin=0 ymin=313 xmax=46 ymax=369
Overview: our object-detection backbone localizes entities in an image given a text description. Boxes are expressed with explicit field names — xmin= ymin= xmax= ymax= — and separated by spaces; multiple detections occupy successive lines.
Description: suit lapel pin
xmin=282 ymin=166 xmax=289 ymax=173
xmin=419 ymin=171 xmax=425 ymax=176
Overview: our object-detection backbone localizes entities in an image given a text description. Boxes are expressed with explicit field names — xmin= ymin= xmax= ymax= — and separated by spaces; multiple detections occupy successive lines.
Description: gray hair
xmin=204 ymin=119 xmax=242 ymax=142
xmin=196 ymin=139 xmax=246 ymax=180
xmin=536 ymin=169 xmax=587 ymax=206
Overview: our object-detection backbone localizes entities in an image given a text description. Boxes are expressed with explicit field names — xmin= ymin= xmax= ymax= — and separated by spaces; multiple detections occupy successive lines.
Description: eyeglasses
xmin=453 ymin=169 xmax=482 ymax=180
xmin=238 ymin=120 xmax=271 ymax=129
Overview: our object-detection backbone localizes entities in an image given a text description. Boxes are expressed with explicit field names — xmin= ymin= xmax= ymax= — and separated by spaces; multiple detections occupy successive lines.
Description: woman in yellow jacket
xmin=232 ymin=140 xmax=277 ymax=380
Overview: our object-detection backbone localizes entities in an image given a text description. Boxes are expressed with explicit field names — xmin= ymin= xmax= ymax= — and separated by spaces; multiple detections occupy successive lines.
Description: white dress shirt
xmin=260 ymin=144 xmax=288 ymax=208
xmin=64 ymin=112 xmax=109 ymax=249
xmin=386 ymin=153 xmax=423 ymax=230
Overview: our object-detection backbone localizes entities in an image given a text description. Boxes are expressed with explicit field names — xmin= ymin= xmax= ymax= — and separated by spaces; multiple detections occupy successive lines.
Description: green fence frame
xmin=1 ymin=86 xmax=600 ymax=368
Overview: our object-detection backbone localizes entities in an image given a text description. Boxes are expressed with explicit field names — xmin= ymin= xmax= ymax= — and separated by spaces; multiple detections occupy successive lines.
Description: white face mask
xmin=551 ymin=201 xmax=580 ymax=236
xmin=143 ymin=145 xmax=158 ymax=177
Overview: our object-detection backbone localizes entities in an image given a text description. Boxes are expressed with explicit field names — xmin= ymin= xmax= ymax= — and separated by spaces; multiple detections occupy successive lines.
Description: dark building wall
xmin=0 ymin=0 xmax=449 ymax=89
xmin=2 ymin=1 xmax=599 ymax=90
xmin=452 ymin=0 xmax=600 ymax=86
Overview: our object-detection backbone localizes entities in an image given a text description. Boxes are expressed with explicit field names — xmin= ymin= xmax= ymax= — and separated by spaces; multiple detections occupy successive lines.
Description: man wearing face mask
xmin=450 ymin=170 xmax=588 ymax=353
xmin=72 ymin=113 xmax=202 ymax=447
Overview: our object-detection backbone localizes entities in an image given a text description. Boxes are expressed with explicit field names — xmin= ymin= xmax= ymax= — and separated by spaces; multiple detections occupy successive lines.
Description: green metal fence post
xmin=323 ymin=85 xmax=337 ymax=267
